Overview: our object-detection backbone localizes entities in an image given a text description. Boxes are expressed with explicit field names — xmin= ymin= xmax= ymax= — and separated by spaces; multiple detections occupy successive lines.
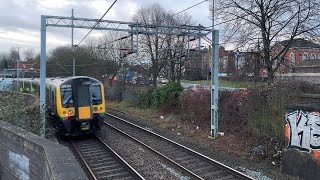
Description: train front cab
xmin=56 ymin=78 xmax=105 ymax=136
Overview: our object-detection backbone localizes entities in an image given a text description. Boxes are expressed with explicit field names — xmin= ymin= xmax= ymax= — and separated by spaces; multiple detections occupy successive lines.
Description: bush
xmin=153 ymin=82 xmax=183 ymax=108
xmin=234 ymin=80 xmax=320 ymax=155
xmin=138 ymin=87 xmax=156 ymax=108
xmin=138 ymin=82 xmax=184 ymax=109
xmin=178 ymin=80 xmax=320 ymax=151
xmin=219 ymin=91 xmax=249 ymax=133
xmin=179 ymin=90 xmax=211 ymax=128
xmin=0 ymin=92 xmax=42 ymax=135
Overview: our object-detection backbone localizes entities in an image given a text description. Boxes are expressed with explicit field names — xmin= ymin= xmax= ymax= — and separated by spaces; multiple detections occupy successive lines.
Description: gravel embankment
xmin=99 ymin=125 xmax=192 ymax=180
xmin=103 ymin=109 xmax=300 ymax=180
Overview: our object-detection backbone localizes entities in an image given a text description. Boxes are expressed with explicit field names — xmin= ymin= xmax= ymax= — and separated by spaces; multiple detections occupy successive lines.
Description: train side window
xmin=37 ymin=85 xmax=40 ymax=95
xmin=52 ymin=91 xmax=55 ymax=106
xmin=49 ymin=87 xmax=52 ymax=103
xmin=46 ymin=88 xmax=49 ymax=104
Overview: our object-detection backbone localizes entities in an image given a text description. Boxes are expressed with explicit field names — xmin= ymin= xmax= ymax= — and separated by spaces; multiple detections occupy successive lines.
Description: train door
xmin=72 ymin=79 xmax=92 ymax=124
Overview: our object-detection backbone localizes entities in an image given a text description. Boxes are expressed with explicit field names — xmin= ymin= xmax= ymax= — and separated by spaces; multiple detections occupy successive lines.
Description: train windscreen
xmin=91 ymin=85 xmax=102 ymax=105
xmin=61 ymin=85 xmax=74 ymax=107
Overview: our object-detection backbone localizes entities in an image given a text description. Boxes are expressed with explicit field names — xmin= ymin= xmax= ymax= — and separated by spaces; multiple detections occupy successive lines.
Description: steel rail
xmin=105 ymin=112 xmax=254 ymax=180
xmin=70 ymin=136 xmax=145 ymax=180
xmin=71 ymin=140 xmax=98 ymax=180
xmin=104 ymin=122 xmax=204 ymax=180
xmin=96 ymin=136 xmax=145 ymax=180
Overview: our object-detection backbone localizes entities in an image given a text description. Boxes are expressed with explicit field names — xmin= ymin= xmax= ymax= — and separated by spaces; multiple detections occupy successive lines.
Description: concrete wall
xmin=0 ymin=121 xmax=88 ymax=180
xmin=284 ymin=109 xmax=320 ymax=179
xmin=282 ymin=149 xmax=320 ymax=180
xmin=276 ymin=73 xmax=320 ymax=84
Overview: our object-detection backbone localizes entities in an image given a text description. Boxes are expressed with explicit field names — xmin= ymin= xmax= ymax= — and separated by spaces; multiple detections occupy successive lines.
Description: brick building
xmin=184 ymin=46 xmax=259 ymax=80
xmin=13 ymin=59 xmax=36 ymax=70
xmin=273 ymin=38 xmax=320 ymax=73
xmin=185 ymin=38 xmax=320 ymax=80
xmin=292 ymin=59 xmax=320 ymax=73
xmin=206 ymin=47 xmax=259 ymax=77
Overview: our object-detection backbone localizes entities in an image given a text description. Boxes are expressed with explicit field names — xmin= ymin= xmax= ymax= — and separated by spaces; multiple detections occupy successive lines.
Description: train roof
xmin=11 ymin=76 xmax=101 ymax=87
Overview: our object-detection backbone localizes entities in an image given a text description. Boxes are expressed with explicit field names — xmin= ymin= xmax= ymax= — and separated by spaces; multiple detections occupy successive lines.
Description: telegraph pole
xmin=72 ymin=9 xmax=75 ymax=76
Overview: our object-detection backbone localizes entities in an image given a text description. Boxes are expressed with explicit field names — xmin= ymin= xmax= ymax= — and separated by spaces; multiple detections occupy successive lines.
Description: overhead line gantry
xmin=40 ymin=15 xmax=212 ymax=137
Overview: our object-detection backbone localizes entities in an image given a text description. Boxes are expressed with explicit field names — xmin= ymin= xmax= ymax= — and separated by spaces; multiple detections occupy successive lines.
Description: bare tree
xmin=47 ymin=46 xmax=99 ymax=78
xmin=212 ymin=0 xmax=320 ymax=82
xmin=132 ymin=3 xmax=170 ymax=86
xmin=8 ymin=47 xmax=20 ymax=68
xmin=0 ymin=53 xmax=9 ymax=70
xmin=162 ymin=12 xmax=194 ymax=82
xmin=23 ymin=48 xmax=35 ymax=61
xmin=133 ymin=3 xmax=194 ymax=86
xmin=91 ymin=32 xmax=131 ymax=85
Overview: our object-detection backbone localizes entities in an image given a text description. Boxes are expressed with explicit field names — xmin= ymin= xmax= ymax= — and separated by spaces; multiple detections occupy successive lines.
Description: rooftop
xmin=279 ymin=38 xmax=320 ymax=49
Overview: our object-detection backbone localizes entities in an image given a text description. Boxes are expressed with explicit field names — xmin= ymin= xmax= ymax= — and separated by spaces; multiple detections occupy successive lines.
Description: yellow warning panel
xmin=78 ymin=107 xmax=91 ymax=119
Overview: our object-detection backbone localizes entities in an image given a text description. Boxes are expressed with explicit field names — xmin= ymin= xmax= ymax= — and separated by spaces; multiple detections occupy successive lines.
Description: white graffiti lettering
xmin=9 ymin=151 xmax=29 ymax=180
xmin=286 ymin=111 xmax=320 ymax=151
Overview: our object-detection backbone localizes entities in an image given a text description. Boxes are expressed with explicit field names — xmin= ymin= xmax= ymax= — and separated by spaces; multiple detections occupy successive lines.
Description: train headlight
xmin=68 ymin=110 xmax=73 ymax=115
xmin=93 ymin=107 xmax=98 ymax=112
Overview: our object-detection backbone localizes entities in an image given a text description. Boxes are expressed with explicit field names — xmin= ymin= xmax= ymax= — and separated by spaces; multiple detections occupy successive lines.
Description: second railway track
xmin=104 ymin=112 xmax=253 ymax=180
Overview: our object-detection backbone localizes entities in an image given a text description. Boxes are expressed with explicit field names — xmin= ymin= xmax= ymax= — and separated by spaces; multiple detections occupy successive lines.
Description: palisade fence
xmin=104 ymin=81 xmax=140 ymax=104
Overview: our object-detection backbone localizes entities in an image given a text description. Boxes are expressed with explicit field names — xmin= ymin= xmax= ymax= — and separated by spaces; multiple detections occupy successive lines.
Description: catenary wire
xmin=77 ymin=0 xmax=118 ymax=46
xmin=171 ymin=0 xmax=209 ymax=17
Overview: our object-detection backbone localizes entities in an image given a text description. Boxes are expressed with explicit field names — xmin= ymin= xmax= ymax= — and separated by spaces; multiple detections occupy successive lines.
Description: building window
xmin=290 ymin=53 xmax=295 ymax=65
xmin=310 ymin=53 xmax=316 ymax=59
xmin=223 ymin=56 xmax=228 ymax=69
xmin=302 ymin=53 xmax=308 ymax=61
xmin=318 ymin=54 xmax=320 ymax=59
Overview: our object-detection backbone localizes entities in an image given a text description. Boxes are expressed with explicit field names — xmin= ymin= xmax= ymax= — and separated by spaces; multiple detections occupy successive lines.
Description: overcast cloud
xmin=0 ymin=0 xmax=211 ymax=56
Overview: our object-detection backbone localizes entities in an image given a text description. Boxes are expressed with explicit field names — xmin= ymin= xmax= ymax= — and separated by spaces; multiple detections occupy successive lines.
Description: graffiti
xmin=9 ymin=151 xmax=29 ymax=180
xmin=286 ymin=110 xmax=320 ymax=151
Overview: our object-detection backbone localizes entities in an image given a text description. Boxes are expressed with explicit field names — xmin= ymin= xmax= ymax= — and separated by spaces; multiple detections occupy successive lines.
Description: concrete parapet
xmin=276 ymin=73 xmax=320 ymax=84
xmin=282 ymin=148 xmax=320 ymax=180
xmin=0 ymin=120 xmax=88 ymax=180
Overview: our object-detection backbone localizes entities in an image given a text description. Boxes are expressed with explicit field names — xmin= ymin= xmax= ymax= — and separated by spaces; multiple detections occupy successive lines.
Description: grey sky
xmin=0 ymin=0 xmax=212 ymax=56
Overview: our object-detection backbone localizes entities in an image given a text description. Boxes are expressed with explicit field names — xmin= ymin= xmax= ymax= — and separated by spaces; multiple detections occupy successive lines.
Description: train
xmin=0 ymin=76 xmax=106 ymax=136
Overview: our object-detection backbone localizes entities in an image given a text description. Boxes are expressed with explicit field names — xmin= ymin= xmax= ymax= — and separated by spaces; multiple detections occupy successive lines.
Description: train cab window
xmin=91 ymin=85 xmax=102 ymax=105
xmin=61 ymin=85 xmax=74 ymax=107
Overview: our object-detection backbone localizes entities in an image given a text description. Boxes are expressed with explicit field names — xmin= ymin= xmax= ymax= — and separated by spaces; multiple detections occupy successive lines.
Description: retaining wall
xmin=0 ymin=120 xmax=88 ymax=180
xmin=284 ymin=105 xmax=320 ymax=179
xmin=276 ymin=73 xmax=320 ymax=84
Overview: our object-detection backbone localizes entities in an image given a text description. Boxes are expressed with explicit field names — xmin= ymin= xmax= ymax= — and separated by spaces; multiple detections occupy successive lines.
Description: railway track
xmin=71 ymin=136 xmax=145 ymax=180
xmin=105 ymin=112 xmax=254 ymax=180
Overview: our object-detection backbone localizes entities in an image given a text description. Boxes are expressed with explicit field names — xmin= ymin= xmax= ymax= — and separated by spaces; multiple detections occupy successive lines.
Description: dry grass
xmin=106 ymin=100 xmax=258 ymax=158
xmin=107 ymin=101 xmax=160 ymax=119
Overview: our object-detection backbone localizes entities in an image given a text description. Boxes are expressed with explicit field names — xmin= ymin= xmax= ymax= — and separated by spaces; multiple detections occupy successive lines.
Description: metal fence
xmin=104 ymin=82 xmax=141 ymax=104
